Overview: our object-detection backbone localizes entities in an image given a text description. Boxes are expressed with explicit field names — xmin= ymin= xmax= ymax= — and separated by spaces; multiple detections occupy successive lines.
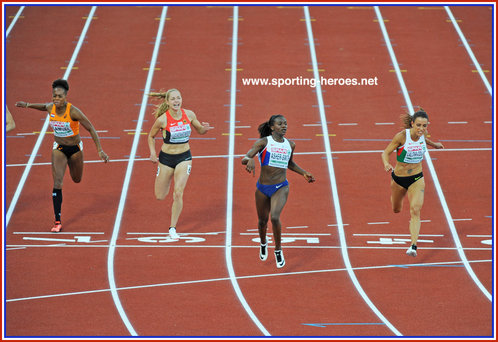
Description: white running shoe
xmin=274 ymin=249 xmax=285 ymax=268
xmin=169 ymin=227 xmax=180 ymax=240
xmin=260 ymin=242 xmax=268 ymax=261
xmin=406 ymin=246 xmax=417 ymax=257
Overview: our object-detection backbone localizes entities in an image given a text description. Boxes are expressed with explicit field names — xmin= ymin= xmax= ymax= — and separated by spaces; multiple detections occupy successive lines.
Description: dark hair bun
xmin=52 ymin=79 xmax=69 ymax=92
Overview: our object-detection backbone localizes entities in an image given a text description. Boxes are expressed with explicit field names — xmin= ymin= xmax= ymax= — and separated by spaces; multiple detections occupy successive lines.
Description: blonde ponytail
xmin=148 ymin=88 xmax=180 ymax=119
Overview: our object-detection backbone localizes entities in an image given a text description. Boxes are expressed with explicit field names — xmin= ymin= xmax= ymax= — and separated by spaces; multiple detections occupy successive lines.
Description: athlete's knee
xmin=155 ymin=193 xmax=166 ymax=201
xmin=270 ymin=215 xmax=281 ymax=227
xmin=172 ymin=188 xmax=184 ymax=202
xmin=53 ymin=179 xmax=64 ymax=189
xmin=155 ymin=189 xmax=168 ymax=200
xmin=410 ymin=205 xmax=422 ymax=217
xmin=391 ymin=202 xmax=402 ymax=213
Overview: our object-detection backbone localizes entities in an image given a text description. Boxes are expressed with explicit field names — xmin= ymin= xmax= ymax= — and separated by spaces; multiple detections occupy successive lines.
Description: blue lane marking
xmin=303 ymin=323 xmax=386 ymax=328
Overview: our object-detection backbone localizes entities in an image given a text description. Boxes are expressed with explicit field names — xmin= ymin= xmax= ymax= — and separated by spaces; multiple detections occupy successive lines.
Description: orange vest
xmin=49 ymin=103 xmax=79 ymax=138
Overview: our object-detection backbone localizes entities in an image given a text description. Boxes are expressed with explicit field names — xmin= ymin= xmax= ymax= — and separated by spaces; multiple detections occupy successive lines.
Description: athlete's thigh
xmin=255 ymin=189 xmax=271 ymax=221
xmin=68 ymin=150 xmax=84 ymax=182
xmin=391 ymin=180 xmax=407 ymax=206
xmin=173 ymin=160 xmax=192 ymax=192
xmin=155 ymin=162 xmax=175 ymax=197
xmin=407 ymin=177 xmax=425 ymax=208
xmin=51 ymin=149 xmax=68 ymax=181
xmin=270 ymin=185 xmax=289 ymax=217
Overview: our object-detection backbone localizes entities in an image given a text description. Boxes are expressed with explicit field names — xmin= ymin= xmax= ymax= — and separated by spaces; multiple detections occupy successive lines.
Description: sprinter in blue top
xmin=382 ymin=109 xmax=444 ymax=257
xmin=242 ymin=115 xmax=315 ymax=268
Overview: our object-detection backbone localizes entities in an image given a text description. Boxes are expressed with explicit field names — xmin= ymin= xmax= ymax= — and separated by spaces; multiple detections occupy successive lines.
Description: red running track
xmin=3 ymin=5 xmax=494 ymax=338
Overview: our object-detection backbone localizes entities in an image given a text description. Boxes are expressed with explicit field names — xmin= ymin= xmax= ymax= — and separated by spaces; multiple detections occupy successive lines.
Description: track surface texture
xmin=3 ymin=4 xmax=494 ymax=338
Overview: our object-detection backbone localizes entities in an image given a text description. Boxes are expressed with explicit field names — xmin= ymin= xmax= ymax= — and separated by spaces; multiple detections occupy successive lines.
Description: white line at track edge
xmin=444 ymin=6 xmax=492 ymax=95
xmin=5 ymin=148 xmax=491 ymax=168
xmin=5 ymin=6 xmax=97 ymax=227
xmin=107 ymin=7 xmax=168 ymax=337
xmin=5 ymin=6 xmax=25 ymax=37
xmin=7 ymin=259 xmax=491 ymax=303
xmin=374 ymin=6 xmax=491 ymax=302
xmin=224 ymin=6 xmax=271 ymax=337
xmin=304 ymin=6 xmax=402 ymax=337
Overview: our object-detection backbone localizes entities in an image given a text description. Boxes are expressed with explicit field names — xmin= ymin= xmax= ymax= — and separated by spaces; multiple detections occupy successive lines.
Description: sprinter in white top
xmin=242 ymin=115 xmax=315 ymax=268
xmin=382 ymin=109 xmax=444 ymax=257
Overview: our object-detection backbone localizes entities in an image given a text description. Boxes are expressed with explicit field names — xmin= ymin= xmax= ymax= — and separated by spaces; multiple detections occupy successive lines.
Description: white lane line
xmin=107 ymin=7 xmax=168 ymax=337
xmin=354 ymin=234 xmax=444 ymax=237
xmin=5 ymin=6 xmax=25 ymax=37
xmin=6 ymin=244 xmax=492 ymax=251
xmin=304 ymin=6 xmax=402 ymax=337
xmin=224 ymin=6 xmax=270 ymax=337
xmin=126 ymin=231 xmax=225 ymax=236
xmin=367 ymin=222 xmax=390 ymax=225
xmin=13 ymin=232 xmax=104 ymax=235
xmin=240 ymin=233 xmax=331 ymax=236
xmin=5 ymin=147 xmax=492 ymax=168
xmin=23 ymin=237 xmax=76 ymax=243
xmin=7 ymin=259 xmax=491 ymax=303
xmin=375 ymin=6 xmax=491 ymax=302
xmin=448 ymin=121 xmax=468 ymax=124
xmin=445 ymin=6 xmax=492 ymax=95
xmin=6 ymin=6 xmax=98 ymax=228
xmin=6 ymin=247 xmax=27 ymax=251
xmin=338 ymin=123 xmax=358 ymax=126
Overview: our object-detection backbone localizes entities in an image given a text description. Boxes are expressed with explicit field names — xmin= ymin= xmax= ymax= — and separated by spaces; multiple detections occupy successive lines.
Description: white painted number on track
xmin=366 ymin=238 xmax=434 ymax=245
xmin=252 ymin=236 xmax=320 ymax=244
xmin=137 ymin=236 xmax=205 ymax=243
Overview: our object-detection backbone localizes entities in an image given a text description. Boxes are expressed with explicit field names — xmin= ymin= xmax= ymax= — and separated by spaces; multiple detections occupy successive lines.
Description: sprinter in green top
xmin=382 ymin=109 xmax=444 ymax=257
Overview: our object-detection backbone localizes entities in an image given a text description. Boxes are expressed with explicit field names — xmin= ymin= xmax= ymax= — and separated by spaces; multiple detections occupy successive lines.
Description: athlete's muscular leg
xmin=269 ymin=185 xmax=289 ymax=250
xmin=255 ymin=190 xmax=271 ymax=245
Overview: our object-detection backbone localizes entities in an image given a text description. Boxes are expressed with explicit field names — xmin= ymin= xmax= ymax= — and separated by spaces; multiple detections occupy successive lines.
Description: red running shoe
xmin=51 ymin=221 xmax=62 ymax=233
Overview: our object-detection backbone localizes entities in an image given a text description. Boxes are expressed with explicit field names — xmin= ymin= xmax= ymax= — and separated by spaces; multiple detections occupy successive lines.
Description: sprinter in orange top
xmin=16 ymin=79 xmax=109 ymax=232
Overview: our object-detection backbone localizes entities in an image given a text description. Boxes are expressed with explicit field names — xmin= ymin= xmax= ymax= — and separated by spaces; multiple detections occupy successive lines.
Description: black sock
xmin=412 ymin=244 xmax=417 ymax=250
xmin=52 ymin=188 xmax=62 ymax=222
